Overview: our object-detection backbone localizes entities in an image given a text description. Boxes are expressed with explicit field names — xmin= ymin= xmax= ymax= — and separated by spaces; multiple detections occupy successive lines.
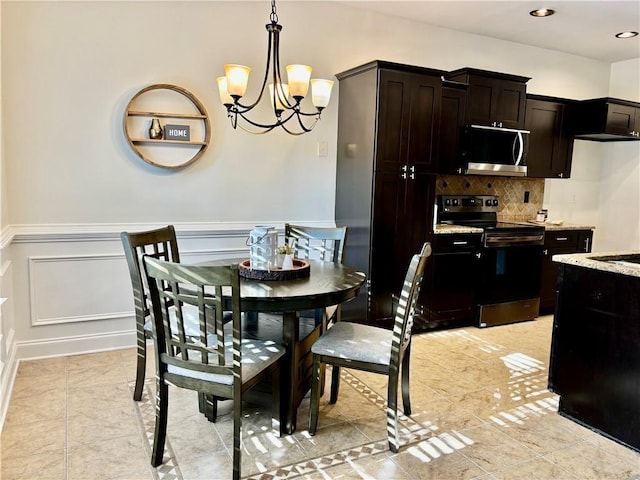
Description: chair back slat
xmin=121 ymin=226 xmax=180 ymax=319
xmin=285 ymin=224 xmax=347 ymax=263
xmin=143 ymin=257 xmax=241 ymax=381
xmin=390 ymin=243 xmax=431 ymax=369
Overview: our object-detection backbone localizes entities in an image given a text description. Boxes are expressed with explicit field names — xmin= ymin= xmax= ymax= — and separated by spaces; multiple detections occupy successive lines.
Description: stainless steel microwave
xmin=461 ymin=124 xmax=530 ymax=177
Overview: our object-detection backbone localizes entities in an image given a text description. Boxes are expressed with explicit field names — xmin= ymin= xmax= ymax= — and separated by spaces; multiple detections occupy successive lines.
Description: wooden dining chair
xmin=308 ymin=242 xmax=431 ymax=453
xmin=121 ymin=226 xmax=228 ymax=420
xmin=143 ymin=257 xmax=285 ymax=480
xmin=285 ymin=223 xmax=347 ymax=263
xmin=284 ymin=223 xmax=348 ymax=327
xmin=120 ymin=225 xmax=188 ymax=402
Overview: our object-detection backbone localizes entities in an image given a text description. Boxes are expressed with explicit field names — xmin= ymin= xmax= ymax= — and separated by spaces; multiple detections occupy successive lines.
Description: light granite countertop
xmin=553 ymin=251 xmax=640 ymax=278
xmin=433 ymin=224 xmax=483 ymax=235
xmin=434 ymin=222 xmax=594 ymax=235
xmin=506 ymin=220 xmax=596 ymax=231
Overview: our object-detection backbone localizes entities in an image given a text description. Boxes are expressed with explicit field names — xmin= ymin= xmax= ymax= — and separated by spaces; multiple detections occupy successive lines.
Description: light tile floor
xmin=2 ymin=315 xmax=639 ymax=480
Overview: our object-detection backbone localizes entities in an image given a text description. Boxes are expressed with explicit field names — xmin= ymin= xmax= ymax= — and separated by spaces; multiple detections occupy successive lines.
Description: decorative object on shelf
xmin=123 ymin=83 xmax=210 ymax=169
xmin=238 ymin=259 xmax=310 ymax=281
xmin=246 ymin=225 xmax=278 ymax=271
xmin=164 ymin=124 xmax=190 ymax=141
xmin=148 ymin=118 xmax=164 ymax=140
xmin=216 ymin=0 xmax=334 ymax=135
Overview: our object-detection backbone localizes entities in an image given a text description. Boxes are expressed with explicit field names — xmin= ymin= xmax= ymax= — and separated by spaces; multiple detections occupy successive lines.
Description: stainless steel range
xmin=437 ymin=195 xmax=545 ymax=327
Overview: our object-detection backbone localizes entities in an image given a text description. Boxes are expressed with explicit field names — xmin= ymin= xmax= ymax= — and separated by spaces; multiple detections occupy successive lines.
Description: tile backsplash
xmin=436 ymin=175 xmax=545 ymax=222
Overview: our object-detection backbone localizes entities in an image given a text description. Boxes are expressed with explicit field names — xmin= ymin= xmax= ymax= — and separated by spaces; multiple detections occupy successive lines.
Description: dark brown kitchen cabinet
xmin=549 ymin=262 xmax=640 ymax=451
xmin=573 ymin=98 xmax=640 ymax=141
xmin=445 ymin=68 xmax=530 ymax=130
xmin=334 ymin=61 xmax=444 ymax=329
xmin=525 ymin=95 xmax=575 ymax=179
xmin=376 ymin=68 xmax=442 ymax=174
xmin=438 ymin=83 xmax=467 ymax=174
xmin=425 ymin=233 xmax=482 ymax=329
xmin=539 ymin=228 xmax=593 ymax=313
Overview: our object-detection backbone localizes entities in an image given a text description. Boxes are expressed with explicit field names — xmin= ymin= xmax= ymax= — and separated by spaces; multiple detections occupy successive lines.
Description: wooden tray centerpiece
xmin=238 ymin=259 xmax=310 ymax=281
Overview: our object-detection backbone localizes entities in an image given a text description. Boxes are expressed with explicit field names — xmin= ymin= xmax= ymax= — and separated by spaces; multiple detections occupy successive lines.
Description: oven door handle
xmin=484 ymin=234 xmax=545 ymax=247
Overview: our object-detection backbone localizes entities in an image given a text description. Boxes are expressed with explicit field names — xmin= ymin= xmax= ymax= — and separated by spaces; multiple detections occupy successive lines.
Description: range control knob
xmin=492 ymin=199 xmax=499 ymax=206
xmin=452 ymin=199 xmax=460 ymax=206
xmin=444 ymin=199 xmax=451 ymax=206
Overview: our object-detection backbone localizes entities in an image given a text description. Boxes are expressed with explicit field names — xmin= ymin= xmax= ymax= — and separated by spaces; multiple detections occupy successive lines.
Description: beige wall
xmin=2 ymin=1 xmax=614 ymax=228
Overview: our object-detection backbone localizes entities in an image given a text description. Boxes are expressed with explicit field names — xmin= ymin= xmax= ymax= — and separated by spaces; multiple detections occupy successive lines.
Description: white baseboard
xmin=16 ymin=329 xmax=137 ymax=361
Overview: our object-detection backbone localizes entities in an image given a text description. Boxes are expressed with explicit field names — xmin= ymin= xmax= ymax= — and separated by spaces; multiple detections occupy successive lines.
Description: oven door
xmin=479 ymin=244 xmax=543 ymax=305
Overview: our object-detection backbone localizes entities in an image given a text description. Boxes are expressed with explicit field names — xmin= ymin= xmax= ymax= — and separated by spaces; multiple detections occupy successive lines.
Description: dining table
xmin=200 ymin=257 xmax=366 ymax=434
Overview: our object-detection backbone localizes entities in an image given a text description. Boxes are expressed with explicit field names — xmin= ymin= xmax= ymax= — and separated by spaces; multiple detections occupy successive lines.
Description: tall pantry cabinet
xmin=334 ymin=61 xmax=444 ymax=328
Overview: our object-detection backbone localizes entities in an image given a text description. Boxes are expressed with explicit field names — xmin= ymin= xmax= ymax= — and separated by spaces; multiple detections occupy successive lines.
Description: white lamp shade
xmin=311 ymin=79 xmax=334 ymax=108
xmin=224 ymin=64 xmax=251 ymax=98
xmin=216 ymin=77 xmax=234 ymax=105
xmin=286 ymin=64 xmax=312 ymax=98
xmin=269 ymin=83 xmax=290 ymax=111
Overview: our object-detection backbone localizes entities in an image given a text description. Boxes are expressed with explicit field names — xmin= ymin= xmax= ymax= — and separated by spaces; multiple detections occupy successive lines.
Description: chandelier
xmin=216 ymin=0 xmax=334 ymax=135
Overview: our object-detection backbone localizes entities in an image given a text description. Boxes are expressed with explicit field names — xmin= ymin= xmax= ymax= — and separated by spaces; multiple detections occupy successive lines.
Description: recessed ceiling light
xmin=615 ymin=31 xmax=639 ymax=39
xmin=530 ymin=8 xmax=556 ymax=17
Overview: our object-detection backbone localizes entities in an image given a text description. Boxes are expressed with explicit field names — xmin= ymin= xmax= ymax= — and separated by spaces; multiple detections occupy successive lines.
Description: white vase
xmin=282 ymin=254 xmax=294 ymax=270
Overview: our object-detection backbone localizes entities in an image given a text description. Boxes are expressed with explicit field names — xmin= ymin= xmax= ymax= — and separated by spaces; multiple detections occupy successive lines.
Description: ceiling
xmin=339 ymin=1 xmax=640 ymax=63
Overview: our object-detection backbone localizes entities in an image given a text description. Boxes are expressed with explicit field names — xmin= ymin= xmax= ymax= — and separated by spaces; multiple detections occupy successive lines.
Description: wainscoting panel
xmin=28 ymin=253 xmax=133 ymax=326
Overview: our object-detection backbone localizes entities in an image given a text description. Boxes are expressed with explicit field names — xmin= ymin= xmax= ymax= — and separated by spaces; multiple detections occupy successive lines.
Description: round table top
xmin=200 ymin=258 xmax=366 ymax=312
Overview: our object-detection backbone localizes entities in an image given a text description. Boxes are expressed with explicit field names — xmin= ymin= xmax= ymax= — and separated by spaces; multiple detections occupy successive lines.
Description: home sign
xmin=165 ymin=124 xmax=190 ymax=141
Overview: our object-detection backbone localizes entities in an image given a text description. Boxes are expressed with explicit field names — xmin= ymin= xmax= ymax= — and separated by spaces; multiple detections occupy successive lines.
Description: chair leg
xmin=232 ymin=389 xmax=242 ymax=480
xmin=401 ymin=346 xmax=411 ymax=416
xmin=329 ymin=365 xmax=340 ymax=404
xmin=199 ymin=393 xmax=218 ymax=422
xmin=387 ymin=369 xmax=400 ymax=453
xmin=308 ymin=355 xmax=322 ymax=435
xmin=319 ymin=364 xmax=326 ymax=396
xmin=133 ymin=331 xmax=148 ymax=401
xmin=272 ymin=366 xmax=283 ymax=436
xmin=151 ymin=379 xmax=168 ymax=467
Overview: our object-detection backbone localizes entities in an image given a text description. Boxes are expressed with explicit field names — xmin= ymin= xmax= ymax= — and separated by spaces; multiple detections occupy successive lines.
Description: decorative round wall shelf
xmin=123 ymin=84 xmax=211 ymax=169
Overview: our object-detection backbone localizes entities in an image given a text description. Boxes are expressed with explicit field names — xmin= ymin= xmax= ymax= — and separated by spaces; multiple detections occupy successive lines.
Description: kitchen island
xmin=549 ymin=251 xmax=640 ymax=452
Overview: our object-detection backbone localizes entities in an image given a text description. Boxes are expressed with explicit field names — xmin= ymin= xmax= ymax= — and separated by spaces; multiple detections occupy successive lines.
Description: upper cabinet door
xmin=438 ymin=85 xmax=467 ymax=174
xmin=375 ymin=69 xmax=441 ymax=174
xmin=466 ymin=76 xmax=496 ymax=127
xmin=408 ymin=74 xmax=441 ymax=173
xmin=525 ymin=97 xmax=573 ymax=178
xmin=376 ymin=70 xmax=412 ymax=173
xmin=445 ymin=68 xmax=530 ymax=130
xmin=606 ymin=103 xmax=638 ymax=136
xmin=495 ymin=80 xmax=527 ymax=129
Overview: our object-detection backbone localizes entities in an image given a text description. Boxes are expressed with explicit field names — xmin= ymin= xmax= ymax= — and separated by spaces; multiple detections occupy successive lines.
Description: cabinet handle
xmin=452 ymin=241 xmax=468 ymax=245
xmin=556 ymin=237 xmax=568 ymax=241
xmin=584 ymin=237 xmax=590 ymax=252
xmin=543 ymin=249 xmax=548 ymax=255
xmin=409 ymin=165 xmax=415 ymax=180
xmin=475 ymin=252 xmax=482 ymax=259
xmin=558 ymin=172 xmax=564 ymax=178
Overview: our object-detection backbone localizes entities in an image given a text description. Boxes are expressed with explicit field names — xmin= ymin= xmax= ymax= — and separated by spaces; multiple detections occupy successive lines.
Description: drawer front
xmin=432 ymin=234 xmax=483 ymax=252
xmin=545 ymin=230 xmax=579 ymax=250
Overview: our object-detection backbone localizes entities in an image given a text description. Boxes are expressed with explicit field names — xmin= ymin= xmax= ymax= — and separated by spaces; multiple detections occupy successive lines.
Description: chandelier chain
xmin=270 ymin=0 xmax=278 ymax=24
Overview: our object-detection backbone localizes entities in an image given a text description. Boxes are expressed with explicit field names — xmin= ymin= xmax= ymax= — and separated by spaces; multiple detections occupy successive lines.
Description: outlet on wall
xmin=317 ymin=141 xmax=328 ymax=157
